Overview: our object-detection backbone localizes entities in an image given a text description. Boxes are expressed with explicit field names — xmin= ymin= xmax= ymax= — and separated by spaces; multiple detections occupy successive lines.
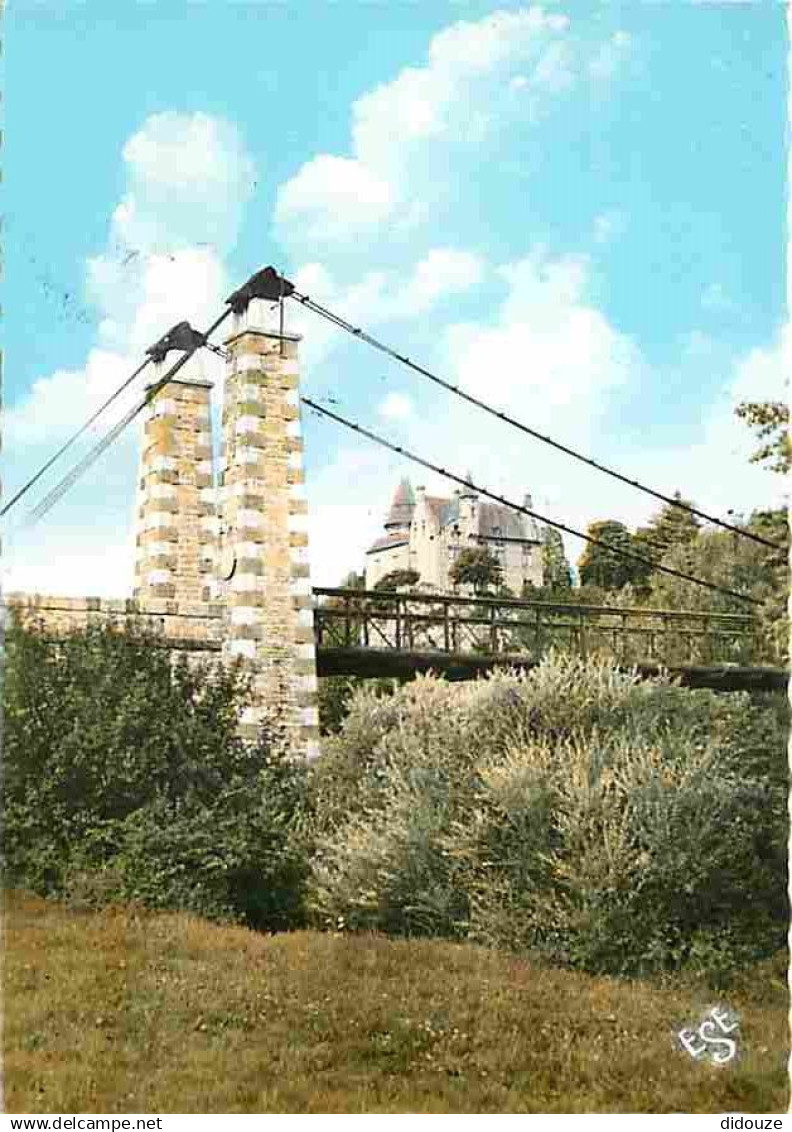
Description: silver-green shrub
xmin=307 ymin=653 xmax=787 ymax=976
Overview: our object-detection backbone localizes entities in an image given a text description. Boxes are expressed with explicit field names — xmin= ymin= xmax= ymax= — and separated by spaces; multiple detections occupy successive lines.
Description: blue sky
xmin=3 ymin=1 xmax=788 ymax=592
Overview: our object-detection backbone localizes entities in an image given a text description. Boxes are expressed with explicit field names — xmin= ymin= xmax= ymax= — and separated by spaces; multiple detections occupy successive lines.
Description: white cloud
xmin=4 ymin=527 xmax=136 ymax=599
xmin=114 ymin=111 xmax=256 ymax=255
xmin=379 ymin=392 xmax=414 ymax=420
xmin=86 ymin=111 xmax=252 ymax=355
xmin=275 ymin=7 xmax=622 ymax=252
xmin=274 ymin=155 xmax=395 ymax=245
xmin=304 ymin=444 xmax=401 ymax=585
xmin=392 ymin=248 xmax=484 ymax=315
xmin=445 ymin=250 xmax=639 ymax=423
xmin=352 ymin=7 xmax=570 ymax=164
xmin=5 ymin=349 xmax=136 ymax=447
xmin=531 ymin=40 xmax=576 ymax=93
xmin=6 ymin=112 xmax=254 ymax=597
xmin=287 ymin=247 xmax=484 ymax=372
xmin=287 ymin=261 xmax=389 ymax=371
xmin=607 ymin=326 xmax=788 ymax=542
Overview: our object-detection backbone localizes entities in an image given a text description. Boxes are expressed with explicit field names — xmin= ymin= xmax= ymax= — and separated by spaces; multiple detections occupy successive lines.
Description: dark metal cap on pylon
xmin=146 ymin=321 xmax=207 ymax=363
xmin=225 ymin=267 xmax=294 ymax=315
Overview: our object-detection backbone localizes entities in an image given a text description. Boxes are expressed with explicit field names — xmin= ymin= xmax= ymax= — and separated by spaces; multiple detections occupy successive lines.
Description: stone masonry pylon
xmin=133 ymin=352 xmax=216 ymax=605
xmin=219 ymin=298 xmax=320 ymax=760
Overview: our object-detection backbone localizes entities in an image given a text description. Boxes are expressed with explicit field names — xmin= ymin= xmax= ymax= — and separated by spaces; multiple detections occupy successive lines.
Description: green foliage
xmin=307 ymin=655 xmax=787 ymax=978
xmin=640 ymin=492 xmax=701 ymax=554
xmin=318 ymin=675 xmax=399 ymax=735
xmin=450 ymin=547 xmax=503 ymax=593
xmin=339 ymin=571 xmax=366 ymax=590
xmin=373 ymin=569 xmax=421 ymax=592
xmin=577 ymin=521 xmax=638 ymax=590
xmin=630 ymin=492 xmax=702 ymax=591
xmin=637 ymin=507 xmax=788 ymax=663
xmin=541 ymin=527 xmax=572 ymax=590
xmin=735 ymin=400 xmax=791 ymax=474
xmin=521 ymin=582 xmax=612 ymax=607
xmin=2 ymin=615 xmax=309 ymax=929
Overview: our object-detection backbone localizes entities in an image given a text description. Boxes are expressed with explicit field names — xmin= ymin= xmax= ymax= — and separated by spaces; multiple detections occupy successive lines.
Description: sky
xmin=3 ymin=0 xmax=788 ymax=595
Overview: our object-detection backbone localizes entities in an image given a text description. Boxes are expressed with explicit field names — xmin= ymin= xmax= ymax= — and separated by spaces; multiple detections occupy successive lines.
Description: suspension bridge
xmin=4 ymin=266 xmax=787 ymax=757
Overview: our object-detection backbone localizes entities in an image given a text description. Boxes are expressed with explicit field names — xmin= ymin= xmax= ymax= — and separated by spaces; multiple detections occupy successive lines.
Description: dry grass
xmin=4 ymin=890 xmax=788 ymax=1114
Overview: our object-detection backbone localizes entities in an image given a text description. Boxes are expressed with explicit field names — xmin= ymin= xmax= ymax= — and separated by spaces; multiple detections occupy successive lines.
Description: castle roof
xmin=475 ymin=502 xmax=540 ymax=542
xmin=384 ymin=478 xmax=415 ymax=531
xmin=423 ymin=495 xmax=459 ymax=528
xmin=365 ymin=532 xmax=409 ymax=555
xmin=367 ymin=479 xmax=542 ymax=560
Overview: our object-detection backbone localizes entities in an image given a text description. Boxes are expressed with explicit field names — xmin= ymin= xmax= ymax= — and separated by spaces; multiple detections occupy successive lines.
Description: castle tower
xmin=133 ymin=350 xmax=216 ymax=605
xmin=459 ymin=471 xmax=478 ymax=532
xmin=384 ymin=478 xmax=415 ymax=532
xmin=219 ymin=296 xmax=319 ymax=760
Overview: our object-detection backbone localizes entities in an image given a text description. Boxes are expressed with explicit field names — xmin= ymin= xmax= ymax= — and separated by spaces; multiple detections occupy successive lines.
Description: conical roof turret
xmin=384 ymin=478 xmax=415 ymax=531
xmin=459 ymin=471 xmax=478 ymax=500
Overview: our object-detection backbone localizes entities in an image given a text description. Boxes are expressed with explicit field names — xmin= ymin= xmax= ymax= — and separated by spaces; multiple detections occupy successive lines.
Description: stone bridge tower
xmin=217 ymin=295 xmax=320 ymax=760
xmin=132 ymin=278 xmax=320 ymax=761
xmin=133 ymin=349 xmax=216 ymax=605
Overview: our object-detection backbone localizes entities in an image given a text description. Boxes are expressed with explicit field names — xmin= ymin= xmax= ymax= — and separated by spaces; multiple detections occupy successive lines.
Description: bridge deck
xmin=6 ymin=589 xmax=786 ymax=693
xmin=317 ymin=645 xmax=787 ymax=692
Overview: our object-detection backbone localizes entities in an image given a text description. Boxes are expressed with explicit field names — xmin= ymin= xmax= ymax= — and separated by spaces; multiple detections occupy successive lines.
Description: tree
xmin=339 ymin=571 xmax=366 ymax=590
xmin=2 ymin=616 xmax=309 ymax=927
xmin=641 ymin=492 xmax=700 ymax=556
xmin=373 ymin=569 xmax=420 ymax=592
xmin=450 ymin=547 xmax=503 ymax=594
xmin=640 ymin=507 xmax=788 ymax=663
xmin=541 ymin=527 xmax=572 ymax=590
xmin=577 ymin=521 xmax=638 ymax=591
xmin=735 ymin=401 xmax=791 ymax=474
xmin=631 ymin=492 xmax=702 ymax=590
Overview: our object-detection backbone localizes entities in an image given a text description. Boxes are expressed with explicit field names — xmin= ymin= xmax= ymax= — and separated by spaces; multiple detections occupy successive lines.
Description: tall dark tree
xmin=541 ymin=527 xmax=572 ymax=590
xmin=450 ymin=547 xmax=503 ymax=594
xmin=630 ymin=492 xmax=701 ymax=589
xmin=637 ymin=492 xmax=700 ymax=557
xmin=577 ymin=521 xmax=637 ymax=591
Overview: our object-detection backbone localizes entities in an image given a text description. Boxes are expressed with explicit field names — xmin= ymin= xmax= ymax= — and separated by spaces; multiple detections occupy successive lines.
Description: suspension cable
xmin=289 ymin=287 xmax=782 ymax=553
xmin=2 ymin=357 xmax=153 ymax=518
xmin=26 ymin=309 xmax=231 ymax=527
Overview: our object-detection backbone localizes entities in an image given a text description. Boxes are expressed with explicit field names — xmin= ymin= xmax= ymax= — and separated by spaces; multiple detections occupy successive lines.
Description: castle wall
xmin=409 ymin=489 xmax=445 ymax=589
xmin=364 ymin=541 xmax=409 ymax=588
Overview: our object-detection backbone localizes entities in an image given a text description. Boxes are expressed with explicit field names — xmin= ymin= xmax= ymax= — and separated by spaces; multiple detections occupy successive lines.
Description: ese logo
xmin=675 ymin=1004 xmax=740 ymax=1066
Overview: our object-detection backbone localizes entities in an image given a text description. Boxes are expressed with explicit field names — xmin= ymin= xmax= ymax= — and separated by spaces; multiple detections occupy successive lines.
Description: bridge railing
xmin=312 ymin=588 xmax=759 ymax=667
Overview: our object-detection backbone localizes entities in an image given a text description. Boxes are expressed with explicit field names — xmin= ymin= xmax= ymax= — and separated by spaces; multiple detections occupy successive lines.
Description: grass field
xmin=4 ymin=890 xmax=788 ymax=1114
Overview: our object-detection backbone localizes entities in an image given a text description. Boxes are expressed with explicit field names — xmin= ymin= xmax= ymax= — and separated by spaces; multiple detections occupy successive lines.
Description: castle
xmin=365 ymin=477 xmax=544 ymax=594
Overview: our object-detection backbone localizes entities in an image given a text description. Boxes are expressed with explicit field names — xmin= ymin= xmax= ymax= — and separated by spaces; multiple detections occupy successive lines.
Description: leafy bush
xmin=318 ymin=675 xmax=400 ymax=735
xmin=636 ymin=510 xmax=789 ymax=665
xmin=2 ymin=615 xmax=309 ymax=929
xmin=307 ymin=653 xmax=787 ymax=977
